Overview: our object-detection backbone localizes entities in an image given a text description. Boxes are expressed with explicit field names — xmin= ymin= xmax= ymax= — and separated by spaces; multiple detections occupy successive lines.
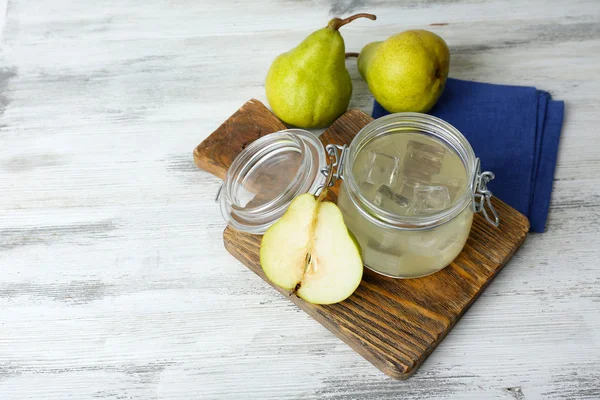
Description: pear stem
xmin=329 ymin=13 xmax=376 ymax=31
xmin=317 ymin=157 xmax=335 ymax=203
xmin=290 ymin=283 xmax=301 ymax=295
xmin=317 ymin=187 xmax=328 ymax=203
xmin=345 ymin=52 xmax=359 ymax=59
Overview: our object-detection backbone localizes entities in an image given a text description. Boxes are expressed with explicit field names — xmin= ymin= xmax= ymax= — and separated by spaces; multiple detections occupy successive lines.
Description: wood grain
xmin=195 ymin=101 xmax=531 ymax=379
xmin=225 ymin=196 xmax=530 ymax=379
xmin=193 ymin=99 xmax=286 ymax=179
xmin=2 ymin=0 xmax=600 ymax=398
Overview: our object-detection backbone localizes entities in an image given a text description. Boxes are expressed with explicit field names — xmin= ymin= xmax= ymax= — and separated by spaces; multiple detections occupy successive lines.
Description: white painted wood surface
xmin=1 ymin=0 xmax=599 ymax=398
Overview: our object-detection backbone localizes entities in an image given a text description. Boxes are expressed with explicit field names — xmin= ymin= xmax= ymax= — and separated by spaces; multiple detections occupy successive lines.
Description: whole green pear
xmin=357 ymin=30 xmax=450 ymax=113
xmin=266 ymin=13 xmax=376 ymax=128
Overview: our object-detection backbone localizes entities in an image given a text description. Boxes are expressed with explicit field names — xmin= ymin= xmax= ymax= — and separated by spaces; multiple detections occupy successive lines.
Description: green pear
xmin=357 ymin=30 xmax=450 ymax=113
xmin=260 ymin=193 xmax=363 ymax=305
xmin=266 ymin=13 xmax=376 ymax=129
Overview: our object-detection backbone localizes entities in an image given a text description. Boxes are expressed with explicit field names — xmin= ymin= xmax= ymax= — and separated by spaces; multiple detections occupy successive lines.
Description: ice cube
xmin=436 ymin=232 xmax=460 ymax=253
xmin=363 ymin=246 xmax=404 ymax=276
xmin=362 ymin=150 xmax=400 ymax=187
xmin=432 ymin=177 xmax=465 ymax=201
xmin=403 ymin=140 xmax=446 ymax=184
xmin=367 ymin=235 xmax=403 ymax=256
xmin=407 ymin=231 xmax=438 ymax=256
xmin=364 ymin=237 xmax=405 ymax=276
xmin=373 ymin=185 xmax=409 ymax=211
xmin=412 ymin=184 xmax=451 ymax=215
xmin=358 ymin=181 xmax=376 ymax=199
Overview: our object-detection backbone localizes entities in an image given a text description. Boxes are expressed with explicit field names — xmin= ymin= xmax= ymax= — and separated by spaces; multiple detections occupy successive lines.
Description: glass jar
xmin=216 ymin=113 xmax=498 ymax=278
xmin=218 ymin=129 xmax=326 ymax=234
xmin=335 ymin=113 xmax=498 ymax=278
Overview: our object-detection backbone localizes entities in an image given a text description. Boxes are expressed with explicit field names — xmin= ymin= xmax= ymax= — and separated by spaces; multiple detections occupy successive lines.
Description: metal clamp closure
xmin=315 ymin=144 xmax=348 ymax=195
xmin=472 ymin=158 xmax=500 ymax=227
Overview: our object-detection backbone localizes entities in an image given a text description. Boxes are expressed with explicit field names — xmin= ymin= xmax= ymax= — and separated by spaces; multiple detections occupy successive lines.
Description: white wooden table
xmin=1 ymin=0 xmax=599 ymax=398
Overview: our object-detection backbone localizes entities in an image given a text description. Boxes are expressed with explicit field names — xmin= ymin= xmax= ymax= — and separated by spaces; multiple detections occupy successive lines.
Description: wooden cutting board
xmin=194 ymin=99 xmax=530 ymax=379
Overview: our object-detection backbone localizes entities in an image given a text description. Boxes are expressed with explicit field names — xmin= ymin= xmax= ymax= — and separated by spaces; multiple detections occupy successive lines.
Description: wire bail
xmin=315 ymin=144 xmax=347 ymax=195
xmin=472 ymin=158 xmax=500 ymax=227
xmin=215 ymin=183 xmax=224 ymax=203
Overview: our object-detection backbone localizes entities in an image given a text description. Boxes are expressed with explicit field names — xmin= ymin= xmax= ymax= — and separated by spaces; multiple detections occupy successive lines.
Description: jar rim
xmin=343 ymin=113 xmax=477 ymax=230
xmin=219 ymin=129 xmax=326 ymax=234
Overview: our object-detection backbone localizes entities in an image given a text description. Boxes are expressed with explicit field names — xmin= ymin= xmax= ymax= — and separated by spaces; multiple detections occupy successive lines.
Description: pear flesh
xmin=260 ymin=193 xmax=363 ymax=305
xmin=266 ymin=14 xmax=376 ymax=129
xmin=358 ymin=29 xmax=450 ymax=113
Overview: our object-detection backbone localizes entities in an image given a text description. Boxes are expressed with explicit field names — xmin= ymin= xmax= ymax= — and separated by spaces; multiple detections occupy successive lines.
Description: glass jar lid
xmin=218 ymin=129 xmax=326 ymax=234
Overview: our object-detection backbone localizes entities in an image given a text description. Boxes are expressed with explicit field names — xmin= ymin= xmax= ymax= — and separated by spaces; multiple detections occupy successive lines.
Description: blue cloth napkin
xmin=372 ymin=78 xmax=564 ymax=232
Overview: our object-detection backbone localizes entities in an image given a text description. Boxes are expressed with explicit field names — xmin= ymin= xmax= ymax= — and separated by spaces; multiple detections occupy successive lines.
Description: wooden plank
xmin=193 ymin=99 xmax=286 ymax=180
xmin=2 ymin=0 xmax=600 ymax=397
xmin=224 ymin=196 xmax=528 ymax=379
xmin=194 ymin=100 xmax=530 ymax=379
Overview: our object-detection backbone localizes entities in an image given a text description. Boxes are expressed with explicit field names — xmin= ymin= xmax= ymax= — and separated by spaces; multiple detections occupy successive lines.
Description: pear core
xmin=260 ymin=193 xmax=363 ymax=305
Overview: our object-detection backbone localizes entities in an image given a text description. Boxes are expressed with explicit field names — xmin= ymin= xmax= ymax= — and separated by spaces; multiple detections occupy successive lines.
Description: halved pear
xmin=260 ymin=193 xmax=363 ymax=305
